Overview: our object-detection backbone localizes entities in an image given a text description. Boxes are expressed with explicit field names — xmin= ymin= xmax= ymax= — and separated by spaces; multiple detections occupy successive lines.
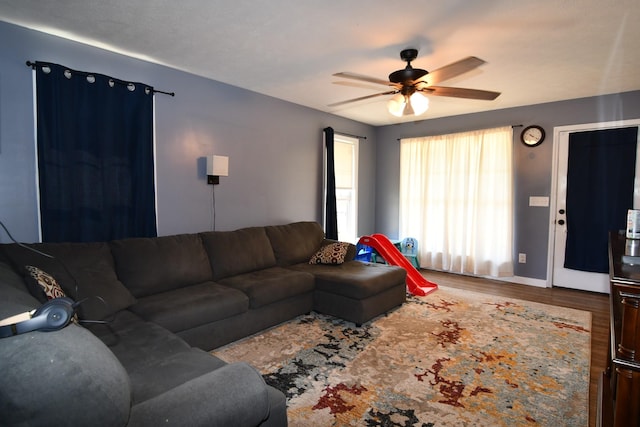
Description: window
xmin=333 ymin=134 xmax=359 ymax=243
xmin=399 ymin=126 xmax=513 ymax=277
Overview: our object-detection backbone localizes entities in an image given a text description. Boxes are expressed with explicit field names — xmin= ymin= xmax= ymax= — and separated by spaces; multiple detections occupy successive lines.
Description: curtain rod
xmin=26 ymin=60 xmax=175 ymax=97
xmin=335 ymin=131 xmax=367 ymax=140
xmin=396 ymin=124 xmax=525 ymax=141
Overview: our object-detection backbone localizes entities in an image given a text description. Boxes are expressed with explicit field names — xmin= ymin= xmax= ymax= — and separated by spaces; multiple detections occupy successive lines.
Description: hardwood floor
xmin=420 ymin=269 xmax=609 ymax=427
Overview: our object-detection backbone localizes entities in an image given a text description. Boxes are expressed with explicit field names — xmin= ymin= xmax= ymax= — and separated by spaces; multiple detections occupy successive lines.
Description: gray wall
xmin=374 ymin=90 xmax=640 ymax=279
xmin=2 ymin=20 xmax=639 ymax=282
xmin=0 ymin=21 xmax=376 ymax=242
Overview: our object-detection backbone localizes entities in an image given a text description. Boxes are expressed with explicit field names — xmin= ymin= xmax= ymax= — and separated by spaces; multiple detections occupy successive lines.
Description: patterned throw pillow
xmin=24 ymin=265 xmax=78 ymax=322
xmin=24 ymin=265 xmax=67 ymax=302
xmin=309 ymin=242 xmax=350 ymax=265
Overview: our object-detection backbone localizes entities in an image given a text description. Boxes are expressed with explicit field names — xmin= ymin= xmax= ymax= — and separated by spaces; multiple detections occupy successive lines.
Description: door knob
xmin=559 ymin=209 xmax=565 ymax=215
xmin=558 ymin=219 xmax=565 ymax=225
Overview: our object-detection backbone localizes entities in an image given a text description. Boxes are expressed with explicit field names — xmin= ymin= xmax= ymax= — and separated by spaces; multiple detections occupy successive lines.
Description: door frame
xmin=547 ymin=118 xmax=640 ymax=288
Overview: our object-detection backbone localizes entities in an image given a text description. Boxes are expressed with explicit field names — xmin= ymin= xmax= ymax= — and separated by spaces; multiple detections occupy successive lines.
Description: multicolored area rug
xmin=213 ymin=287 xmax=591 ymax=426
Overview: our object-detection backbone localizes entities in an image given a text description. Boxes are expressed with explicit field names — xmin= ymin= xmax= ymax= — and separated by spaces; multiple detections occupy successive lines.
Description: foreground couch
xmin=0 ymin=221 xmax=407 ymax=426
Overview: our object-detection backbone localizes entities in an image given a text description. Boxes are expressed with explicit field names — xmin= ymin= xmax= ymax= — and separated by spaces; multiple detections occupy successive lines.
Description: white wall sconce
xmin=206 ymin=155 xmax=229 ymax=185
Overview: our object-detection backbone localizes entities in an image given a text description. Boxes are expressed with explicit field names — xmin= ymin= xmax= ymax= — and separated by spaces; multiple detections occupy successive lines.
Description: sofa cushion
xmin=265 ymin=221 xmax=325 ymax=266
xmin=1 ymin=242 xmax=136 ymax=320
xmin=218 ymin=267 xmax=315 ymax=309
xmin=290 ymin=261 xmax=407 ymax=299
xmin=309 ymin=241 xmax=350 ymax=265
xmin=0 ymin=261 xmax=32 ymax=294
xmin=110 ymin=233 xmax=213 ymax=298
xmin=88 ymin=310 xmax=229 ymax=404
xmin=200 ymin=227 xmax=277 ymax=281
xmin=128 ymin=281 xmax=250 ymax=332
xmin=0 ymin=262 xmax=41 ymax=320
xmin=88 ymin=310 xmax=195 ymax=360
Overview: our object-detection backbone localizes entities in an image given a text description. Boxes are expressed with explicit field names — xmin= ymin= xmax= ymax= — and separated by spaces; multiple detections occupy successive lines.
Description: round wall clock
xmin=520 ymin=125 xmax=545 ymax=147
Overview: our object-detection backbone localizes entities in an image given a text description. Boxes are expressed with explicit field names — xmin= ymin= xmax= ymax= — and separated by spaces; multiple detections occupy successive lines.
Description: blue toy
xmin=401 ymin=237 xmax=420 ymax=268
xmin=355 ymin=243 xmax=374 ymax=262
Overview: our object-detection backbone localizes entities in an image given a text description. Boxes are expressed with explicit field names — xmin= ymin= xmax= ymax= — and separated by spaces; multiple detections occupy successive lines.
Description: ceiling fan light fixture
xmin=387 ymin=93 xmax=406 ymax=117
xmin=410 ymin=92 xmax=429 ymax=115
xmin=387 ymin=92 xmax=429 ymax=117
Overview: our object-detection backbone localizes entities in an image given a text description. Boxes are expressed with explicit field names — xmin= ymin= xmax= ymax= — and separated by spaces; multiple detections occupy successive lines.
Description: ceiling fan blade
xmin=421 ymin=86 xmax=500 ymax=100
xmin=333 ymin=72 xmax=397 ymax=87
xmin=333 ymin=80 xmax=389 ymax=91
xmin=328 ymin=90 xmax=398 ymax=107
xmin=418 ymin=56 xmax=486 ymax=86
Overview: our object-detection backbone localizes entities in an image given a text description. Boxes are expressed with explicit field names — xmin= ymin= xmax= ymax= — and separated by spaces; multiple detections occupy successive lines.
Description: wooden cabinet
xmin=602 ymin=232 xmax=640 ymax=426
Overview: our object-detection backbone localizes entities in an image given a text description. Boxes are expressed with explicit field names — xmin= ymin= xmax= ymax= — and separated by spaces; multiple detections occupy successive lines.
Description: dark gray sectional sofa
xmin=0 ymin=221 xmax=407 ymax=426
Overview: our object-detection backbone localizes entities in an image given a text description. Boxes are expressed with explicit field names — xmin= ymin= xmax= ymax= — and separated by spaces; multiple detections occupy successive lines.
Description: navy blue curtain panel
xmin=324 ymin=127 xmax=338 ymax=240
xmin=35 ymin=62 xmax=157 ymax=242
xmin=564 ymin=126 xmax=638 ymax=273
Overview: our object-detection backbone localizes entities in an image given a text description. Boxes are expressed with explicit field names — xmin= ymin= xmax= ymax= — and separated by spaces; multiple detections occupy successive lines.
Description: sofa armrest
xmin=0 ymin=323 xmax=131 ymax=427
xmin=128 ymin=362 xmax=272 ymax=427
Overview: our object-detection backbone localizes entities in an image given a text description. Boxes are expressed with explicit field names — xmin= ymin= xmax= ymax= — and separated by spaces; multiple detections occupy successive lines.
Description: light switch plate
xmin=529 ymin=196 xmax=549 ymax=207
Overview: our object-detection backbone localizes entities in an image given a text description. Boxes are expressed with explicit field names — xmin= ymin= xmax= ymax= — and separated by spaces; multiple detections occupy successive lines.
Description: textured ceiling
xmin=1 ymin=0 xmax=639 ymax=126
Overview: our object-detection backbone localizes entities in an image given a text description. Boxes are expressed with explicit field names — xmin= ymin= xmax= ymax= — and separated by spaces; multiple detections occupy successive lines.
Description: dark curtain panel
xmin=324 ymin=127 xmax=338 ymax=240
xmin=564 ymin=126 xmax=638 ymax=273
xmin=35 ymin=62 xmax=157 ymax=242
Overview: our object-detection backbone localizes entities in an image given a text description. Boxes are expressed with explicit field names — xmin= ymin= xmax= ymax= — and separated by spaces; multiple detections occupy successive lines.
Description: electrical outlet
xmin=518 ymin=253 xmax=527 ymax=263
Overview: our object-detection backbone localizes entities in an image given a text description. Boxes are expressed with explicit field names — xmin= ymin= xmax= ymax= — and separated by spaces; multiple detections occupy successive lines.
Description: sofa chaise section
xmin=292 ymin=261 xmax=407 ymax=325
xmin=265 ymin=221 xmax=408 ymax=325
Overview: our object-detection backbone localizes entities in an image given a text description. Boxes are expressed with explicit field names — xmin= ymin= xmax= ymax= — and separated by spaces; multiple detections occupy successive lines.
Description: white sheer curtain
xmin=399 ymin=126 xmax=514 ymax=277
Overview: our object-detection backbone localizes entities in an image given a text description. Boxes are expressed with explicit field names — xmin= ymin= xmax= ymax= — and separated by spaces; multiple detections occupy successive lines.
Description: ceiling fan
xmin=329 ymin=49 xmax=500 ymax=117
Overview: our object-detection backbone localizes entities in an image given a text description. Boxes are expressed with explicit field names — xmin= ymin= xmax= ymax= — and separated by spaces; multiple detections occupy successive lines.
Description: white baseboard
xmin=492 ymin=275 xmax=549 ymax=288
xmin=424 ymin=268 xmax=549 ymax=288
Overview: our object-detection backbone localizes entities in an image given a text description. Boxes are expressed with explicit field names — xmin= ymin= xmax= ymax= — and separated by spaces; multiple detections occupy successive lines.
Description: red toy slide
xmin=358 ymin=234 xmax=437 ymax=296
